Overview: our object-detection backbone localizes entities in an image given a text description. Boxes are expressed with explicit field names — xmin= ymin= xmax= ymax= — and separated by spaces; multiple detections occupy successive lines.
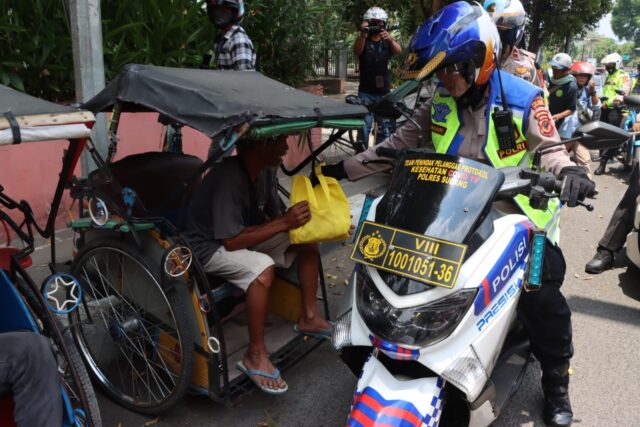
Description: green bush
xmin=0 ymin=0 xmax=351 ymax=101
xmin=0 ymin=0 xmax=75 ymax=101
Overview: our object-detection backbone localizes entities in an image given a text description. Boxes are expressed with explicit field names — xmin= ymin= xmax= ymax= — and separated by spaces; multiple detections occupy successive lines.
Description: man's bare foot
xmin=296 ymin=316 xmax=333 ymax=335
xmin=241 ymin=351 xmax=287 ymax=393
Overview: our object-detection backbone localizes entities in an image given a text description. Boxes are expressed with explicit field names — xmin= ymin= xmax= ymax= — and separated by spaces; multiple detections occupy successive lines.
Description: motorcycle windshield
xmin=375 ymin=151 xmax=504 ymax=245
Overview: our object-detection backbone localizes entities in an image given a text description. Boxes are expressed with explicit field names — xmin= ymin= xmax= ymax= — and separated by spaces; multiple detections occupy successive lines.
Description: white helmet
xmin=484 ymin=0 xmax=526 ymax=48
xmin=364 ymin=7 xmax=388 ymax=24
xmin=601 ymin=53 xmax=623 ymax=70
xmin=550 ymin=53 xmax=572 ymax=69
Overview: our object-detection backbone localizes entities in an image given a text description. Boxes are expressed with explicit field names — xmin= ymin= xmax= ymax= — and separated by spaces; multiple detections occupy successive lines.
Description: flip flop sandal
xmin=293 ymin=321 xmax=335 ymax=341
xmin=236 ymin=361 xmax=288 ymax=395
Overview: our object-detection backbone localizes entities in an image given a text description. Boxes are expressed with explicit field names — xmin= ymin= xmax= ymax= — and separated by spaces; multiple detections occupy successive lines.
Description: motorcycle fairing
xmin=345 ymin=215 xmax=530 ymax=399
xmin=348 ymin=355 xmax=444 ymax=427
xmin=473 ymin=220 xmax=532 ymax=316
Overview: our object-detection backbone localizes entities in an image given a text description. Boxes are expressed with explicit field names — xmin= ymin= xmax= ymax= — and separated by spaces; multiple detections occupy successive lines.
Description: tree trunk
xmin=526 ymin=1 xmax=545 ymax=54
xmin=431 ymin=0 xmax=443 ymax=14
xmin=564 ymin=35 xmax=571 ymax=54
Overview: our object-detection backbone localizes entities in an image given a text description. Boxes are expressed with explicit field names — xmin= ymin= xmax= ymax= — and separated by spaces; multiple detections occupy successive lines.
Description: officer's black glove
xmin=321 ymin=161 xmax=348 ymax=181
xmin=558 ymin=166 xmax=595 ymax=207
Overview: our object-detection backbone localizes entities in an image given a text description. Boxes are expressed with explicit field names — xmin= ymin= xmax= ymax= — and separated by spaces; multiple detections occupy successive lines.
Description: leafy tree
xmin=522 ymin=0 xmax=613 ymax=54
xmin=611 ymin=0 xmax=640 ymax=45
xmin=244 ymin=0 xmax=349 ymax=86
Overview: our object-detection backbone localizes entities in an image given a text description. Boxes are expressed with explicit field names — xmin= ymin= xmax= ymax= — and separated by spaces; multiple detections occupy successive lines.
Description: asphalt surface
xmin=25 ymin=158 xmax=640 ymax=426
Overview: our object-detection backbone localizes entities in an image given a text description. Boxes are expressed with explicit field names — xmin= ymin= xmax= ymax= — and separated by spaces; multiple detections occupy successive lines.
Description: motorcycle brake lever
xmin=362 ymin=159 xmax=396 ymax=166
xmin=577 ymin=200 xmax=594 ymax=211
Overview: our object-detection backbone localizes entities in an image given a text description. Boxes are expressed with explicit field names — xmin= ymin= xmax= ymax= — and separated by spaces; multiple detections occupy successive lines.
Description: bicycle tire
xmin=69 ymin=237 xmax=195 ymax=414
xmin=60 ymin=325 xmax=102 ymax=427
xmin=14 ymin=277 xmax=102 ymax=426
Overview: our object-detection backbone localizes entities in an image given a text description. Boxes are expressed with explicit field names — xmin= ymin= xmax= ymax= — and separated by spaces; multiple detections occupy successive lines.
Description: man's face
xmin=261 ymin=136 xmax=289 ymax=167
xmin=605 ymin=63 xmax=616 ymax=74
xmin=575 ymin=74 xmax=589 ymax=87
xmin=436 ymin=63 xmax=472 ymax=98
xmin=552 ymin=67 xmax=568 ymax=79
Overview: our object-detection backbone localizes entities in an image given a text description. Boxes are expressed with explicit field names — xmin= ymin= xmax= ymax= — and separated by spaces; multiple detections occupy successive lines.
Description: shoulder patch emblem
xmin=534 ymin=110 xmax=555 ymax=137
xmin=531 ymin=98 xmax=546 ymax=110
xmin=432 ymin=103 xmax=452 ymax=123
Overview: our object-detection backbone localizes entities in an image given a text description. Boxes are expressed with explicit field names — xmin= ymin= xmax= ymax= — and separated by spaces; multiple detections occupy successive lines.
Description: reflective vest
xmin=603 ymin=69 xmax=631 ymax=107
xmin=430 ymin=70 xmax=561 ymax=243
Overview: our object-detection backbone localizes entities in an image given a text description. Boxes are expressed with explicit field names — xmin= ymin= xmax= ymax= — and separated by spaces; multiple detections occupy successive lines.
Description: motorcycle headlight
xmin=355 ymin=264 xmax=476 ymax=347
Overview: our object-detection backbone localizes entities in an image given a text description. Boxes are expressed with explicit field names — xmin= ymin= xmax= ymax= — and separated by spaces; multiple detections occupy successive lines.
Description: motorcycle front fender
xmin=347 ymin=355 xmax=445 ymax=427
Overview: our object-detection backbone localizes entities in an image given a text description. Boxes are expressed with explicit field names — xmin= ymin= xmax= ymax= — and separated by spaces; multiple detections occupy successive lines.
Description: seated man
xmin=185 ymin=135 xmax=332 ymax=394
xmin=0 ymin=331 xmax=62 ymax=426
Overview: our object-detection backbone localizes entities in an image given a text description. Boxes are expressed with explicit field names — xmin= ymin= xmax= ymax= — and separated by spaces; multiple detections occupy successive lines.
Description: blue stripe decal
xmin=473 ymin=222 xmax=530 ymax=315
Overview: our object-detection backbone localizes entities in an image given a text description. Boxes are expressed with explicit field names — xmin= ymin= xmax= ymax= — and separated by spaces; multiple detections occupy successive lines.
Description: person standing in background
xmin=354 ymin=7 xmax=402 ymax=145
xmin=207 ymin=0 xmax=255 ymax=71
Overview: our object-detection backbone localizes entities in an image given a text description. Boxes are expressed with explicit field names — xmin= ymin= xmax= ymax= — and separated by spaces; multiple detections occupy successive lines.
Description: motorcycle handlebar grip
xmin=376 ymin=147 xmax=398 ymax=158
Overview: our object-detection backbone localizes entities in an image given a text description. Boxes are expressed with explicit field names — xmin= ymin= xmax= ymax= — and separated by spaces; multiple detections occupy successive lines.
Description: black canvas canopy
xmin=0 ymin=85 xmax=94 ymax=146
xmin=82 ymin=64 xmax=368 ymax=138
xmin=0 ymin=84 xmax=78 ymax=116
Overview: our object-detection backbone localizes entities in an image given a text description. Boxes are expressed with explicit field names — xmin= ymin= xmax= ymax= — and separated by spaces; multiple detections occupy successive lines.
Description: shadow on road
xmin=567 ymin=294 xmax=640 ymax=327
xmin=618 ymin=265 xmax=640 ymax=302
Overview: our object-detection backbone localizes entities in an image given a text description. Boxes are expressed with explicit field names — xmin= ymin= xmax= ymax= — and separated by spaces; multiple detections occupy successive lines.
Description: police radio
xmin=492 ymin=54 xmax=518 ymax=151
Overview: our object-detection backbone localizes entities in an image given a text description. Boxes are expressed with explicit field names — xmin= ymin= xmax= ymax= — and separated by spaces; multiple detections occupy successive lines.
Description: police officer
xmin=596 ymin=52 xmax=631 ymax=175
xmin=484 ymin=0 xmax=545 ymax=89
xmin=323 ymin=3 xmax=594 ymax=426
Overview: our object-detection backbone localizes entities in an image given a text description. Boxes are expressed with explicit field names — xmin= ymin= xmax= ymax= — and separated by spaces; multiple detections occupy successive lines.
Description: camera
xmin=363 ymin=25 xmax=383 ymax=36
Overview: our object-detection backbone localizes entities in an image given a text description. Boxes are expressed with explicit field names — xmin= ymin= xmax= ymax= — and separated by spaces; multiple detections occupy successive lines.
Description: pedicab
xmin=0 ymin=85 xmax=101 ymax=425
xmin=66 ymin=64 xmax=368 ymax=414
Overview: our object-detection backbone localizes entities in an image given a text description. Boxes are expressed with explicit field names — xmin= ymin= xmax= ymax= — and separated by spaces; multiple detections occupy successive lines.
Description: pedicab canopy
xmin=0 ymin=84 xmax=95 ymax=146
xmin=82 ymin=64 xmax=368 ymax=140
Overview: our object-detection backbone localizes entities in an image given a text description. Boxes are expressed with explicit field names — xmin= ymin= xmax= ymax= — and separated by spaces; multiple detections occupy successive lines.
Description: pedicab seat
xmin=90 ymin=152 xmax=203 ymax=229
xmin=0 ymin=248 xmax=32 ymax=272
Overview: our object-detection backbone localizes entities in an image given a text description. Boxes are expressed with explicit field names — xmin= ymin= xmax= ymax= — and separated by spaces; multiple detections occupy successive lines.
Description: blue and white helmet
xmin=397 ymin=1 xmax=500 ymax=84
xmin=484 ymin=0 xmax=526 ymax=49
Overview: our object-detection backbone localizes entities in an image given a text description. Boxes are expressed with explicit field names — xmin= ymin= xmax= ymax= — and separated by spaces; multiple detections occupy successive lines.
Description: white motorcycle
xmin=331 ymin=122 xmax=629 ymax=426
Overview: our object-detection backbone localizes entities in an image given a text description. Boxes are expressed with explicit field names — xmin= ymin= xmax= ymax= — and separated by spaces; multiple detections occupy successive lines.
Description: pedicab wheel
xmin=14 ymin=278 xmax=102 ymax=426
xmin=69 ymin=238 xmax=195 ymax=415
xmin=58 ymin=326 xmax=102 ymax=427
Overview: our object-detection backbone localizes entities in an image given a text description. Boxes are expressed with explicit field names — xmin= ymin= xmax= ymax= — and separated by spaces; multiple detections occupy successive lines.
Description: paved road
xmin=27 ymin=159 xmax=640 ymax=426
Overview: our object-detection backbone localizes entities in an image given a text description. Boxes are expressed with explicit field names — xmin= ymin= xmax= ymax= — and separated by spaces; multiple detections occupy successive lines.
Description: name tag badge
xmin=375 ymin=75 xmax=385 ymax=88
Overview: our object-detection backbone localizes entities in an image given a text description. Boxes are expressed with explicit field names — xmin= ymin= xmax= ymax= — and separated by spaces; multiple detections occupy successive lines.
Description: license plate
xmin=351 ymin=221 xmax=467 ymax=289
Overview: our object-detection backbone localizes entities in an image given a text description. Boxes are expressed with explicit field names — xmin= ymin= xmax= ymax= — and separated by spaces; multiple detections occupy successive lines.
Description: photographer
xmin=354 ymin=7 xmax=402 ymax=145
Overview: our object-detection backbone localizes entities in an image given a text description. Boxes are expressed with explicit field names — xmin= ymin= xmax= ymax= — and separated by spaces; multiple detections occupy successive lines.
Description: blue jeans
xmin=359 ymin=91 xmax=397 ymax=145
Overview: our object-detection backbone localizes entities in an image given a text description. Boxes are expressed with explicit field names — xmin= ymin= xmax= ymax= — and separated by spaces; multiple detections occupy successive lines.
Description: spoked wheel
xmin=69 ymin=238 xmax=194 ymax=414
xmin=13 ymin=277 xmax=102 ymax=426
xmin=56 ymin=328 xmax=102 ymax=427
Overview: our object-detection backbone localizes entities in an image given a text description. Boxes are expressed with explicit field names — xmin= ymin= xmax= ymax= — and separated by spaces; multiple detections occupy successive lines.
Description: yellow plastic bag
xmin=289 ymin=172 xmax=351 ymax=244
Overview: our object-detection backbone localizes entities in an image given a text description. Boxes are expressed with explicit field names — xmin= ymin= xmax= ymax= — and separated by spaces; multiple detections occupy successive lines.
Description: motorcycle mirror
xmin=624 ymin=95 xmax=640 ymax=108
xmin=345 ymin=95 xmax=362 ymax=106
xmin=574 ymin=121 xmax=631 ymax=150
xmin=369 ymin=94 xmax=407 ymax=120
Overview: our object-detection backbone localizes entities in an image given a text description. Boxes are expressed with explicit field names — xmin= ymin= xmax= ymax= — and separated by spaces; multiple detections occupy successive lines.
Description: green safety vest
xmin=603 ymin=69 xmax=631 ymax=107
xmin=430 ymin=70 xmax=561 ymax=243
